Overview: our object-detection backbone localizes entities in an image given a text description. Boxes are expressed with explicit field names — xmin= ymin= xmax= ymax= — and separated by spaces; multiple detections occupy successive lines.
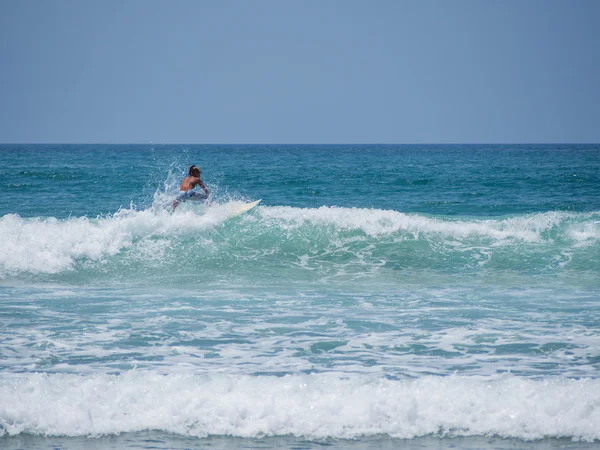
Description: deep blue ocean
xmin=1 ymin=144 xmax=599 ymax=450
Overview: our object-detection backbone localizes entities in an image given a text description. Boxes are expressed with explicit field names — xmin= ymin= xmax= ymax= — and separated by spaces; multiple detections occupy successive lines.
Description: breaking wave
xmin=0 ymin=205 xmax=598 ymax=279
xmin=0 ymin=372 xmax=598 ymax=441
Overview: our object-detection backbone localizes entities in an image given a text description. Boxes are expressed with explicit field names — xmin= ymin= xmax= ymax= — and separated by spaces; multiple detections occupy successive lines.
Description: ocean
xmin=0 ymin=144 xmax=599 ymax=449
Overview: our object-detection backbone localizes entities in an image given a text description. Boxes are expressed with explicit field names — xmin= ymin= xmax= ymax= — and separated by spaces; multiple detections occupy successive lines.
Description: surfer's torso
xmin=179 ymin=175 xmax=205 ymax=192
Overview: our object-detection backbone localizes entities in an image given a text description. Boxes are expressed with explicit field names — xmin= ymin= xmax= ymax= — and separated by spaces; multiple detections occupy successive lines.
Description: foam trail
xmin=0 ymin=373 xmax=599 ymax=441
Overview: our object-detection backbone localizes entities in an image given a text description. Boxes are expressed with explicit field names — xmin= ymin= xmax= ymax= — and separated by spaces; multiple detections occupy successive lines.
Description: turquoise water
xmin=1 ymin=144 xmax=599 ymax=449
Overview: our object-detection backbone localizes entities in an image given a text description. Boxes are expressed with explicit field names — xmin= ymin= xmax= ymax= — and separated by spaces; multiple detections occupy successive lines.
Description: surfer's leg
xmin=172 ymin=191 xmax=190 ymax=211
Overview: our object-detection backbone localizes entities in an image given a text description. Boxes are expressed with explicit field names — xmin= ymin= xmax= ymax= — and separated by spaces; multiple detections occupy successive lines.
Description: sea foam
xmin=0 ymin=203 xmax=237 ymax=276
xmin=0 ymin=372 xmax=598 ymax=441
xmin=0 ymin=206 xmax=598 ymax=277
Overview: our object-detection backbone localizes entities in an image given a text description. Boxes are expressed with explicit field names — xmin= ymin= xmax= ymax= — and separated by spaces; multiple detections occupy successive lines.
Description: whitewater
xmin=1 ymin=206 xmax=598 ymax=278
xmin=1 ymin=144 xmax=599 ymax=450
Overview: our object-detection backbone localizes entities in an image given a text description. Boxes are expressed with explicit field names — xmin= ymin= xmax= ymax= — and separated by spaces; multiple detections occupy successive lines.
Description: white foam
xmin=0 ymin=206 xmax=235 ymax=276
xmin=258 ymin=207 xmax=597 ymax=242
xmin=1 ymin=207 xmax=598 ymax=277
xmin=0 ymin=372 xmax=598 ymax=441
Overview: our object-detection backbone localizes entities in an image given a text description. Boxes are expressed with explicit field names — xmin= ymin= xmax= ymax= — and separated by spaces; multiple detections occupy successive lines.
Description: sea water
xmin=0 ymin=144 xmax=599 ymax=449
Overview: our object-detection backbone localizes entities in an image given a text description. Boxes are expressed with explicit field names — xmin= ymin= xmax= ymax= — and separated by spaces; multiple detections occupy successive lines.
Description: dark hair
xmin=188 ymin=165 xmax=200 ymax=176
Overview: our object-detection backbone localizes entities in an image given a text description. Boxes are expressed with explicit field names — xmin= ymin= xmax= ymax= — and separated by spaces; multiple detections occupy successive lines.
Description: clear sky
xmin=1 ymin=0 xmax=599 ymax=144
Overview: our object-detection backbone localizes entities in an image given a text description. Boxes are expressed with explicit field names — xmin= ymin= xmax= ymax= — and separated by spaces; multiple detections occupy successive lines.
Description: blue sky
xmin=1 ymin=0 xmax=599 ymax=143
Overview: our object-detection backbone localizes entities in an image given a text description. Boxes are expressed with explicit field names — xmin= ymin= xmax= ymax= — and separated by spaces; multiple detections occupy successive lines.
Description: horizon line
xmin=1 ymin=142 xmax=599 ymax=146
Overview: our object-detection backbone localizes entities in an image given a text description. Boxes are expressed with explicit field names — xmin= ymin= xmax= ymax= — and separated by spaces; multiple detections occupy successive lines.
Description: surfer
xmin=172 ymin=165 xmax=210 ymax=211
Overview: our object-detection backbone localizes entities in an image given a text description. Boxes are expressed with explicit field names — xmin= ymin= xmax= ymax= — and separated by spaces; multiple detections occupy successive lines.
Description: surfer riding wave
xmin=172 ymin=165 xmax=210 ymax=211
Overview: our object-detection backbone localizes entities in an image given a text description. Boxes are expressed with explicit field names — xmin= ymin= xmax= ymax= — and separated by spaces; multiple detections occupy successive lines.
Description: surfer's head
xmin=189 ymin=165 xmax=201 ymax=176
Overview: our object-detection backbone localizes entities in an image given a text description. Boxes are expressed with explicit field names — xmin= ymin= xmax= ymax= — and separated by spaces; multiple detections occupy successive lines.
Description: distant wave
xmin=0 ymin=372 xmax=598 ymax=441
xmin=1 ymin=205 xmax=598 ymax=278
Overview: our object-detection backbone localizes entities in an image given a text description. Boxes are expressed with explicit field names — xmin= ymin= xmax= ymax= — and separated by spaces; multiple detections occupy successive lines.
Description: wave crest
xmin=1 ymin=206 xmax=598 ymax=278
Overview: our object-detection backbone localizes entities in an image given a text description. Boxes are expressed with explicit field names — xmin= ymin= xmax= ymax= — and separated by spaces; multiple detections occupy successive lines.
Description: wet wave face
xmin=0 ymin=205 xmax=598 ymax=282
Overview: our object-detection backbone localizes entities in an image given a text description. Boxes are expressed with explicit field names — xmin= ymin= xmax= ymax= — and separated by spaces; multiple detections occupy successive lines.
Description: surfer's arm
xmin=199 ymin=181 xmax=209 ymax=197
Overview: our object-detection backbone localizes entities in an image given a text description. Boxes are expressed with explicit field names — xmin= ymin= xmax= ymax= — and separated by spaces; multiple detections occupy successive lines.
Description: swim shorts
xmin=175 ymin=190 xmax=207 ymax=202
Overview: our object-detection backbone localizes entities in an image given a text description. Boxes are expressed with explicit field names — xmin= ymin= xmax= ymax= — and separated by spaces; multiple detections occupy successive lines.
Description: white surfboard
xmin=228 ymin=199 xmax=261 ymax=218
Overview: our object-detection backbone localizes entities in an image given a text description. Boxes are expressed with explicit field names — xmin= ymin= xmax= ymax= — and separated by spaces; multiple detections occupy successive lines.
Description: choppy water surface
xmin=1 ymin=144 xmax=599 ymax=449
